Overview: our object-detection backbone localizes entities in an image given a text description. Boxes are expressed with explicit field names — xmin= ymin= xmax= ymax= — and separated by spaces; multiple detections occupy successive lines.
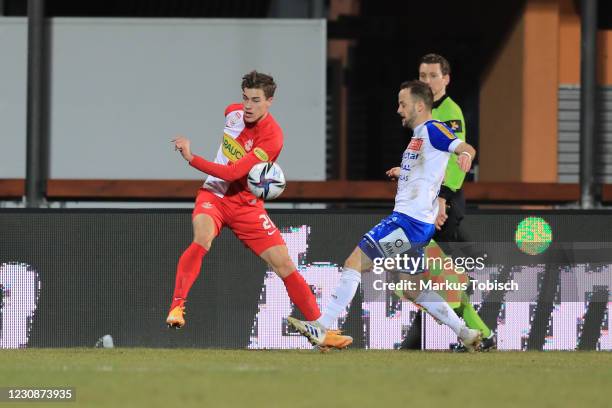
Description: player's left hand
xmin=457 ymin=153 xmax=472 ymax=172
xmin=435 ymin=197 xmax=448 ymax=230
xmin=171 ymin=136 xmax=194 ymax=162
xmin=386 ymin=167 xmax=401 ymax=180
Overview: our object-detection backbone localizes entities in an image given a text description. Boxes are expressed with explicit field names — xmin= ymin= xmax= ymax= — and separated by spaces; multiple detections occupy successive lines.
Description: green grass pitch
xmin=0 ymin=349 xmax=609 ymax=408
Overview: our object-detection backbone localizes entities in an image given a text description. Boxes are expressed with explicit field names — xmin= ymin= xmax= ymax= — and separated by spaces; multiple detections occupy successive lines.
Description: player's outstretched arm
xmin=188 ymin=153 xmax=262 ymax=182
xmin=172 ymin=134 xmax=267 ymax=182
xmin=453 ymin=142 xmax=476 ymax=173
xmin=428 ymin=122 xmax=474 ymax=172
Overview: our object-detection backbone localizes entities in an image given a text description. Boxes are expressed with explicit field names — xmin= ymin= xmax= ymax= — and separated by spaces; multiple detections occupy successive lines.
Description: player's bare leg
xmin=167 ymin=214 xmax=217 ymax=329
xmin=259 ymin=244 xmax=296 ymax=279
xmin=261 ymin=245 xmax=353 ymax=350
xmin=345 ymin=246 xmax=374 ymax=271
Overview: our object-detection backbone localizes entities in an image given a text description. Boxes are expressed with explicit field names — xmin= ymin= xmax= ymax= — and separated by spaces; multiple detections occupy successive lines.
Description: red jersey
xmin=189 ymin=103 xmax=283 ymax=203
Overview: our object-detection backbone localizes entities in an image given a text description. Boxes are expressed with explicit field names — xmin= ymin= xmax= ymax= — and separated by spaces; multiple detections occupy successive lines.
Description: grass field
xmin=0 ymin=349 xmax=610 ymax=408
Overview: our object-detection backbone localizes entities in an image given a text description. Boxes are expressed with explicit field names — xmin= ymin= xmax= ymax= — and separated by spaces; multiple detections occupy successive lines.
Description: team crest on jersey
xmin=226 ymin=111 xmax=243 ymax=128
xmin=444 ymin=119 xmax=463 ymax=133
xmin=408 ymin=138 xmax=424 ymax=151
xmin=244 ymin=139 xmax=254 ymax=152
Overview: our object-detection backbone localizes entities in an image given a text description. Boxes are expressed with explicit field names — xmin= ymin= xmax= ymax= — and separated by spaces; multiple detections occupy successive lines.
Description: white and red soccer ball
xmin=247 ymin=162 xmax=286 ymax=200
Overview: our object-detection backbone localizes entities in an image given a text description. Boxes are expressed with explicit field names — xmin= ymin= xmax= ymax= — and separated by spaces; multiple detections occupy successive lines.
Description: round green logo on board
xmin=515 ymin=217 xmax=552 ymax=255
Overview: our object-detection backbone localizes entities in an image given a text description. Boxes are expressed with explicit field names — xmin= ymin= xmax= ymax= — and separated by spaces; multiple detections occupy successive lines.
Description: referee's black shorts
xmin=434 ymin=188 xmax=466 ymax=244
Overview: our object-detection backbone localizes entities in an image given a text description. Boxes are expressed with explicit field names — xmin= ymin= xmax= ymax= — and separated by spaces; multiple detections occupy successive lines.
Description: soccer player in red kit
xmin=166 ymin=71 xmax=351 ymax=350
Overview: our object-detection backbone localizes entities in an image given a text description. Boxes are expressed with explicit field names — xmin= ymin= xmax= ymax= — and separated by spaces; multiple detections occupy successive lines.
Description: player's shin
xmin=415 ymin=289 xmax=465 ymax=335
xmin=282 ymin=270 xmax=321 ymax=321
xmin=170 ymin=242 xmax=208 ymax=309
xmin=317 ymin=267 xmax=361 ymax=328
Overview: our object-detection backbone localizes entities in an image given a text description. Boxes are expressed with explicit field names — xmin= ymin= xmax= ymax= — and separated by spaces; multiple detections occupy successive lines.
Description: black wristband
xmin=439 ymin=185 xmax=457 ymax=201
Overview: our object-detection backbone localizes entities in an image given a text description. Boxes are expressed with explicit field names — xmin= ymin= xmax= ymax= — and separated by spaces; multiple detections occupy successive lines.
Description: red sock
xmin=282 ymin=271 xmax=321 ymax=321
xmin=170 ymin=242 xmax=207 ymax=310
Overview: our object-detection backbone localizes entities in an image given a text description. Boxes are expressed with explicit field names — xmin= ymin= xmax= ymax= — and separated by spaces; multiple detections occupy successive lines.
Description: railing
xmin=2 ymin=179 xmax=612 ymax=204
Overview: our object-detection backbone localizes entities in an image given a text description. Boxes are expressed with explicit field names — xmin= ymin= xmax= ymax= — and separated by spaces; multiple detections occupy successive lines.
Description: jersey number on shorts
xmin=259 ymin=214 xmax=277 ymax=232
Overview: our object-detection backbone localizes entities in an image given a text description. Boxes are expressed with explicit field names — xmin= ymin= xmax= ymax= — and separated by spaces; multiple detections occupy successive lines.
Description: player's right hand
xmin=386 ymin=167 xmax=400 ymax=180
xmin=171 ymin=136 xmax=194 ymax=162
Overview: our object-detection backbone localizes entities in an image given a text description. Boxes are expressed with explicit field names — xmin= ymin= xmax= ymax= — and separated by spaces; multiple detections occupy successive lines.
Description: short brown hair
xmin=400 ymin=80 xmax=433 ymax=110
xmin=419 ymin=53 xmax=451 ymax=76
xmin=241 ymin=70 xmax=277 ymax=98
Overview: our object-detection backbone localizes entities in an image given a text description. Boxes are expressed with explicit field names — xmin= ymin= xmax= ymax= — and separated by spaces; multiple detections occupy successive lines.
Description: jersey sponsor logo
xmin=399 ymin=173 xmax=411 ymax=181
xmin=444 ymin=119 xmax=463 ymax=133
xmin=244 ymin=139 xmax=254 ymax=152
xmin=222 ymin=133 xmax=246 ymax=162
xmin=408 ymin=138 xmax=423 ymax=151
xmin=253 ymin=147 xmax=269 ymax=162
xmin=226 ymin=111 xmax=243 ymax=128
xmin=200 ymin=202 xmax=214 ymax=209
xmin=432 ymin=122 xmax=456 ymax=140
xmin=377 ymin=228 xmax=412 ymax=258
xmin=403 ymin=150 xmax=419 ymax=161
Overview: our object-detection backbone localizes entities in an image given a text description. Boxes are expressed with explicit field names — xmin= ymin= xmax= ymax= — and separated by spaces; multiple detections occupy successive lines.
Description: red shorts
xmin=192 ymin=188 xmax=285 ymax=255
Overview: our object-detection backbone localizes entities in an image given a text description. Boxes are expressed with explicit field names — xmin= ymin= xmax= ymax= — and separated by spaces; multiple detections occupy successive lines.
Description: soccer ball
xmin=247 ymin=162 xmax=286 ymax=200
